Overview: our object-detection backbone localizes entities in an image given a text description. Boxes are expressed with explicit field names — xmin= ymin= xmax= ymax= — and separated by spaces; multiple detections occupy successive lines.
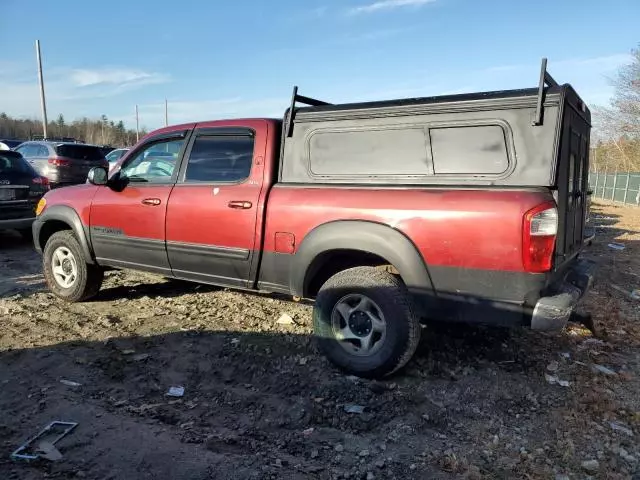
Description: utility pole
xmin=135 ymin=104 xmax=140 ymax=142
xmin=35 ymin=40 xmax=48 ymax=140
xmin=164 ymin=98 xmax=168 ymax=127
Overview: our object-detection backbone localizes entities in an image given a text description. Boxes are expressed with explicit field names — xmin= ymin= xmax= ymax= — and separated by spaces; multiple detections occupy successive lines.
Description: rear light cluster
xmin=523 ymin=202 xmax=558 ymax=273
xmin=48 ymin=157 xmax=71 ymax=167
xmin=32 ymin=176 xmax=50 ymax=189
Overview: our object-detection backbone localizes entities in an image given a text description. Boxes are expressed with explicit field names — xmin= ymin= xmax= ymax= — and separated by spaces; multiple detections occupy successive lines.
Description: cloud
xmin=348 ymin=0 xmax=436 ymax=14
xmin=0 ymin=63 xmax=172 ymax=122
xmin=126 ymin=97 xmax=288 ymax=131
xmin=70 ymin=68 xmax=170 ymax=88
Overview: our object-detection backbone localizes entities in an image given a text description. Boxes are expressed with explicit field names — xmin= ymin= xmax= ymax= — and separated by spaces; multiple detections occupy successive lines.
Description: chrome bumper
xmin=531 ymin=258 xmax=596 ymax=331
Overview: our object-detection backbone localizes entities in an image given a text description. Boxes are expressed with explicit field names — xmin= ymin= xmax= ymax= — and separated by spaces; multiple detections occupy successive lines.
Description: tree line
xmin=0 ymin=113 xmax=146 ymax=147
xmin=592 ymin=43 xmax=640 ymax=172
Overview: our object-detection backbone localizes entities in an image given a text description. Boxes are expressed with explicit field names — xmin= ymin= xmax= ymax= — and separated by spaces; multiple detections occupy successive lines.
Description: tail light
xmin=523 ymin=202 xmax=558 ymax=273
xmin=48 ymin=157 xmax=71 ymax=167
xmin=32 ymin=176 xmax=50 ymax=189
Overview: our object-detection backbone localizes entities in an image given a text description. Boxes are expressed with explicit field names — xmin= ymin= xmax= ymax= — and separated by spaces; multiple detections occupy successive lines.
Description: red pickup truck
xmin=32 ymin=60 xmax=595 ymax=378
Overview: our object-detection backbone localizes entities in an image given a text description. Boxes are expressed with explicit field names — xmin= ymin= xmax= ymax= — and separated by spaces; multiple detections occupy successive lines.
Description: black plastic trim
xmin=290 ymin=220 xmax=435 ymax=298
xmin=166 ymin=241 xmax=249 ymax=260
xmin=90 ymin=231 xmax=168 ymax=271
xmin=32 ymin=205 xmax=94 ymax=263
xmin=428 ymin=265 xmax=547 ymax=304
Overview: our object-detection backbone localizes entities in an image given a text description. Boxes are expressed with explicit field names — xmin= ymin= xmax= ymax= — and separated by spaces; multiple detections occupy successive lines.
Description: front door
xmin=90 ymin=134 xmax=190 ymax=275
xmin=165 ymin=122 xmax=267 ymax=287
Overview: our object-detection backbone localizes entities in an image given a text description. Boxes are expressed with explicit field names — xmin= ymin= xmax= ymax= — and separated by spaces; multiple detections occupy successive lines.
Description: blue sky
xmin=1 ymin=0 xmax=638 ymax=131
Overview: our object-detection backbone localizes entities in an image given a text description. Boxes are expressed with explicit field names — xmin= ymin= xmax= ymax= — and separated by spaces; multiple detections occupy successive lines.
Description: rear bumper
xmin=0 ymin=217 xmax=35 ymax=230
xmin=531 ymin=257 xmax=596 ymax=331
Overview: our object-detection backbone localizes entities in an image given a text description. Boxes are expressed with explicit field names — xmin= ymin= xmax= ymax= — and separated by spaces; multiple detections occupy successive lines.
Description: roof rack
xmin=285 ymin=86 xmax=332 ymax=137
xmin=532 ymin=57 xmax=559 ymax=126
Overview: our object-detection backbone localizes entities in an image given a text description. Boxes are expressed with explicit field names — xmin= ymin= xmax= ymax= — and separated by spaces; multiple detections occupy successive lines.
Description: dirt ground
xmin=1 ymin=201 xmax=639 ymax=480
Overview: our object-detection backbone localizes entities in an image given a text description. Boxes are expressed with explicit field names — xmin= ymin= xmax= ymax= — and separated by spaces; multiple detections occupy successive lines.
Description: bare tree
xmin=593 ymin=44 xmax=640 ymax=172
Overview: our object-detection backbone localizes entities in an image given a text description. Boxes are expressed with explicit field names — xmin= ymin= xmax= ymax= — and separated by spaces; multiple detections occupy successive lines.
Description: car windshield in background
xmin=0 ymin=152 xmax=32 ymax=174
xmin=106 ymin=149 xmax=128 ymax=163
xmin=55 ymin=144 xmax=104 ymax=160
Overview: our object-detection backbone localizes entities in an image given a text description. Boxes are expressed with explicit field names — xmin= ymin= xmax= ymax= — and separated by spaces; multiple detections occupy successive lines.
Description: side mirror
xmin=87 ymin=167 xmax=108 ymax=186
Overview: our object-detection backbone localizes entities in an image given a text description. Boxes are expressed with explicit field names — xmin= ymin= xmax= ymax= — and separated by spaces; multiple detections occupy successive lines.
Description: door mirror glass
xmin=87 ymin=166 xmax=108 ymax=185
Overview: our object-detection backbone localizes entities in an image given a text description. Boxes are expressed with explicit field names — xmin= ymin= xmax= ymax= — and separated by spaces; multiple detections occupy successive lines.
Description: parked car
xmin=14 ymin=141 xmax=108 ymax=188
xmin=32 ymin=60 xmax=595 ymax=378
xmin=0 ymin=150 xmax=49 ymax=236
xmin=105 ymin=148 xmax=130 ymax=165
xmin=0 ymin=139 xmax=25 ymax=150
xmin=99 ymin=145 xmax=115 ymax=157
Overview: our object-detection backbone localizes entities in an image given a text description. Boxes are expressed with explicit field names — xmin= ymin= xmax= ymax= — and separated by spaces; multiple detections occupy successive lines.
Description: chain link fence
xmin=588 ymin=171 xmax=640 ymax=206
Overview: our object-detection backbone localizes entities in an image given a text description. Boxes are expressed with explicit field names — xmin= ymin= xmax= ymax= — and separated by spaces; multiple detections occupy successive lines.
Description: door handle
xmin=141 ymin=198 xmax=161 ymax=206
xmin=227 ymin=200 xmax=252 ymax=209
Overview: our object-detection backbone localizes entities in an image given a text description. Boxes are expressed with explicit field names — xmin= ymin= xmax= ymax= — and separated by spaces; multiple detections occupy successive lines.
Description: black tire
xmin=313 ymin=266 xmax=421 ymax=378
xmin=43 ymin=230 xmax=104 ymax=302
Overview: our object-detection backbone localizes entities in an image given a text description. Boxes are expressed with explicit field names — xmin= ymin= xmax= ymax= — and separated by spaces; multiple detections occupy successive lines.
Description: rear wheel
xmin=43 ymin=231 xmax=104 ymax=302
xmin=313 ymin=267 xmax=421 ymax=378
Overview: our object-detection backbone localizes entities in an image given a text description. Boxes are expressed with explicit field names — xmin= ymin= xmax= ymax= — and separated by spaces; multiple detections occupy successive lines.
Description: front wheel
xmin=43 ymin=231 xmax=104 ymax=302
xmin=313 ymin=267 xmax=421 ymax=378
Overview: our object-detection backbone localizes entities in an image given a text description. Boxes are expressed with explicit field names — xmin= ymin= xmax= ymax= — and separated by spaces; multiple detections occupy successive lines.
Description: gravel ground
xmin=0 ymin=201 xmax=639 ymax=480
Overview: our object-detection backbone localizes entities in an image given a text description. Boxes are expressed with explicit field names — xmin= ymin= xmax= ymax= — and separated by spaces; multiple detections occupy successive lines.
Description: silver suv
xmin=14 ymin=141 xmax=107 ymax=188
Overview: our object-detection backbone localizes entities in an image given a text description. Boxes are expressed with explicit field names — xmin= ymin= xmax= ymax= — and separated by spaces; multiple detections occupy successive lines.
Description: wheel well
xmin=304 ymin=249 xmax=397 ymax=298
xmin=38 ymin=220 xmax=72 ymax=251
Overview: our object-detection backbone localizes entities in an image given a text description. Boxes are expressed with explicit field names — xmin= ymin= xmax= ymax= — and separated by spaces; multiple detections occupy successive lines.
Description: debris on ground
xmin=59 ymin=379 xmax=82 ymax=387
xmin=166 ymin=386 xmax=185 ymax=397
xmin=609 ymin=421 xmax=634 ymax=437
xmin=36 ymin=441 xmax=63 ymax=461
xmin=544 ymin=374 xmax=570 ymax=387
xmin=276 ymin=313 xmax=295 ymax=325
xmin=592 ymin=364 xmax=617 ymax=376
xmin=10 ymin=421 xmax=78 ymax=462
xmin=610 ymin=283 xmax=640 ymax=300
xmin=344 ymin=404 xmax=366 ymax=414
xmin=581 ymin=459 xmax=600 ymax=473
xmin=608 ymin=242 xmax=626 ymax=250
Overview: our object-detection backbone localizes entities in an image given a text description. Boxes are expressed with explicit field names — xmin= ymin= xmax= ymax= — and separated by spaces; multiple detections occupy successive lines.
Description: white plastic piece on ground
xmin=167 ymin=386 xmax=185 ymax=397
xmin=276 ymin=313 xmax=295 ymax=325
xmin=60 ymin=379 xmax=81 ymax=387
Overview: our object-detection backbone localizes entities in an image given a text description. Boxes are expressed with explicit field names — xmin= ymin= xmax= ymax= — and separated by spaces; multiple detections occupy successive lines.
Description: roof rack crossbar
xmin=533 ymin=57 xmax=560 ymax=126
xmin=285 ymin=86 xmax=332 ymax=137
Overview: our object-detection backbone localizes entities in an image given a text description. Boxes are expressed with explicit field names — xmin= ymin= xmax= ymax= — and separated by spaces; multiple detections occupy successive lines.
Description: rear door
xmin=555 ymin=92 xmax=590 ymax=266
xmin=165 ymin=121 xmax=268 ymax=287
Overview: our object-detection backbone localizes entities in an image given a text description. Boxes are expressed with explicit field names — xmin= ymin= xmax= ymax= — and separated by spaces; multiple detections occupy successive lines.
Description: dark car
xmin=14 ymin=141 xmax=108 ymax=188
xmin=0 ymin=139 xmax=25 ymax=150
xmin=99 ymin=145 xmax=115 ymax=157
xmin=0 ymin=150 xmax=49 ymax=236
